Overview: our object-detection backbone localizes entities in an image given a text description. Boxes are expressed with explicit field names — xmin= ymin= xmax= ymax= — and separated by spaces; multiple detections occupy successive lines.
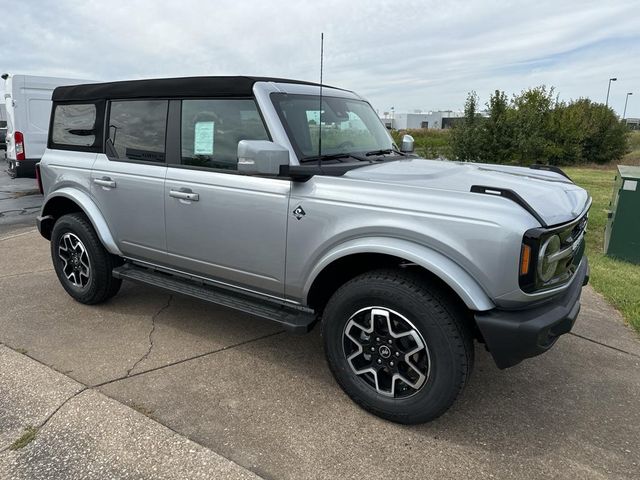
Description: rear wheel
xmin=51 ymin=213 xmax=122 ymax=304
xmin=322 ymin=269 xmax=474 ymax=424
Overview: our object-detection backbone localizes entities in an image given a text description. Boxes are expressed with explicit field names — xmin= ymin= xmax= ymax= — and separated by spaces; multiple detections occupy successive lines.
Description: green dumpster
xmin=604 ymin=165 xmax=640 ymax=264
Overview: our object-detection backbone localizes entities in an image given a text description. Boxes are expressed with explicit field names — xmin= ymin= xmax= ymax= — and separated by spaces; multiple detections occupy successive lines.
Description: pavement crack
xmin=92 ymin=329 xmax=285 ymax=389
xmin=0 ymin=269 xmax=54 ymax=280
xmin=569 ymin=332 xmax=640 ymax=358
xmin=125 ymin=295 xmax=173 ymax=377
xmin=0 ymin=386 xmax=88 ymax=454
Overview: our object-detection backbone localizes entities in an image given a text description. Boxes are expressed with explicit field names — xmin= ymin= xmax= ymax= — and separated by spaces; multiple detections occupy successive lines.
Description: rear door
xmin=163 ymin=98 xmax=290 ymax=297
xmin=91 ymin=99 xmax=168 ymax=263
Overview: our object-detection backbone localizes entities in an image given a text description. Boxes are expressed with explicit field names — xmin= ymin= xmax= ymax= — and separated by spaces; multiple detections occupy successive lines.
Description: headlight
xmin=537 ymin=234 xmax=561 ymax=282
xmin=519 ymin=212 xmax=588 ymax=293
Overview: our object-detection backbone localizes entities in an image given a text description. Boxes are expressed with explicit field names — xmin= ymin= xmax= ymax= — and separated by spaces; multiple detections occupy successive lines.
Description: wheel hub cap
xmin=342 ymin=307 xmax=430 ymax=398
xmin=58 ymin=232 xmax=91 ymax=288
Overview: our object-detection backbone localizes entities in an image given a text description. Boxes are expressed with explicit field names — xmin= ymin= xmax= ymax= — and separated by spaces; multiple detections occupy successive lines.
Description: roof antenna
xmin=318 ymin=32 xmax=324 ymax=170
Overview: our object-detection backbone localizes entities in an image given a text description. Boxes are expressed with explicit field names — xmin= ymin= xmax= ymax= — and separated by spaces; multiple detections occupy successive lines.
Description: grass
xmin=621 ymin=130 xmax=640 ymax=165
xmin=9 ymin=426 xmax=38 ymax=450
xmin=129 ymin=402 xmax=155 ymax=419
xmin=564 ymin=167 xmax=640 ymax=333
xmin=391 ymin=129 xmax=452 ymax=158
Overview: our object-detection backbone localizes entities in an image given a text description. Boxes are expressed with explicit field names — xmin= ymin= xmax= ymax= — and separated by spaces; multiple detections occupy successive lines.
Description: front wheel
xmin=51 ymin=213 xmax=122 ymax=304
xmin=322 ymin=269 xmax=474 ymax=424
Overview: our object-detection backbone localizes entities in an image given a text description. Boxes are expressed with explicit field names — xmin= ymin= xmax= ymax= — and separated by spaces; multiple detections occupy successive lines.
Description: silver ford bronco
xmin=36 ymin=77 xmax=590 ymax=423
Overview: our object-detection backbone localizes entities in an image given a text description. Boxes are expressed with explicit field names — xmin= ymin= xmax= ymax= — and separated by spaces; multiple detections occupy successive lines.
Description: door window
xmin=181 ymin=99 xmax=268 ymax=170
xmin=107 ymin=100 xmax=168 ymax=163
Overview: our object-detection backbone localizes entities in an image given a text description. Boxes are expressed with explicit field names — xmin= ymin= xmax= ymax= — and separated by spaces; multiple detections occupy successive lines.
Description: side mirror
xmin=237 ymin=140 xmax=289 ymax=175
xmin=400 ymin=134 xmax=415 ymax=153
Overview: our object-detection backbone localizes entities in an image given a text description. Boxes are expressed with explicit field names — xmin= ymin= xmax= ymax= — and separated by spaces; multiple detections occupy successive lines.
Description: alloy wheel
xmin=58 ymin=232 xmax=91 ymax=288
xmin=342 ymin=306 xmax=430 ymax=398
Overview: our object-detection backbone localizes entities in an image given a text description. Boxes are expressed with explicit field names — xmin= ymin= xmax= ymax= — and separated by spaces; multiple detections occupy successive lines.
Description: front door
xmin=91 ymin=99 xmax=168 ymax=263
xmin=163 ymin=98 xmax=290 ymax=298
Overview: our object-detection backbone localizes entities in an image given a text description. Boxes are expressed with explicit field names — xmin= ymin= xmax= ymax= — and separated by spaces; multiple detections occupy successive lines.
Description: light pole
xmin=623 ymin=92 xmax=633 ymax=120
xmin=605 ymin=77 xmax=617 ymax=107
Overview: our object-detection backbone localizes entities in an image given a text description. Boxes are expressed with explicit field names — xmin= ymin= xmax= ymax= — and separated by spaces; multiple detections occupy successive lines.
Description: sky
xmin=2 ymin=0 xmax=640 ymax=117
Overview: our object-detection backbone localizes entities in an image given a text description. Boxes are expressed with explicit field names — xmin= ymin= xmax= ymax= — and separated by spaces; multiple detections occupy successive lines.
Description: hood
xmin=344 ymin=158 xmax=590 ymax=226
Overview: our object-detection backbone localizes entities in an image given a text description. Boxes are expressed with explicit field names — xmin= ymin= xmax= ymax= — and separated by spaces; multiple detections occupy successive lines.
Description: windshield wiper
xmin=364 ymin=148 xmax=408 ymax=157
xmin=301 ymin=152 xmax=368 ymax=163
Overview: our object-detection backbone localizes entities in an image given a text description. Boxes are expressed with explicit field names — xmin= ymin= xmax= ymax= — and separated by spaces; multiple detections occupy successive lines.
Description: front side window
xmin=271 ymin=93 xmax=395 ymax=159
xmin=52 ymin=104 xmax=97 ymax=147
xmin=107 ymin=100 xmax=167 ymax=162
xmin=181 ymin=99 xmax=269 ymax=170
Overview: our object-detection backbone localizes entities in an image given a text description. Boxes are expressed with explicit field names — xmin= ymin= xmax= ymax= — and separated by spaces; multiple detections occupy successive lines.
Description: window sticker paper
xmin=194 ymin=121 xmax=215 ymax=155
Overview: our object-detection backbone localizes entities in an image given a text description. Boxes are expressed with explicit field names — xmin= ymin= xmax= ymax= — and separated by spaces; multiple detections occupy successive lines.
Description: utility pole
xmin=623 ymin=92 xmax=633 ymax=120
xmin=606 ymin=77 xmax=617 ymax=107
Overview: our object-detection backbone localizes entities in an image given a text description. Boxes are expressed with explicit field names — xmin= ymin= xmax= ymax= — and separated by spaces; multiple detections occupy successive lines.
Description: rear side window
xmin=180 ymin=99 xmax=268 ymax=170
xmin=107 ymin=100 xmax=168 ymax=163
xmin=52 ymin=104 xmax=97 ymax=147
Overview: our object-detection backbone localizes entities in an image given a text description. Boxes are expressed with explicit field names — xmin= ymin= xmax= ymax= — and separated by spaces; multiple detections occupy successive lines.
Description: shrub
xmin=449 ymin=86 xmax=629 ymax=165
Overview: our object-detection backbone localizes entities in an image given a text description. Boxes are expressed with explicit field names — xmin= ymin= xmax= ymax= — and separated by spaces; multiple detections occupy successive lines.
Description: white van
xmin=2 ymin=74 xmax=90 ymax=177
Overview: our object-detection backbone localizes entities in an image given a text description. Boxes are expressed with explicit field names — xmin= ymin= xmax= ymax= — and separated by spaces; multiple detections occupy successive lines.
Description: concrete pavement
xmin=0 ymin=347 xmax=259 ymax=479
xmin=0 ymin=161 xmax=42 ymax=232
xmin=1 ymin=228 xmax=639 ymax=479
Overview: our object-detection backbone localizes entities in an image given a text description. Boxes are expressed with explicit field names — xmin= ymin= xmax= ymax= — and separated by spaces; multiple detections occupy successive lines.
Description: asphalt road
xmin=0 ymin=155 xmax=42 ymax=233
xmin=1 ymin=219 xmax=639 ymax=478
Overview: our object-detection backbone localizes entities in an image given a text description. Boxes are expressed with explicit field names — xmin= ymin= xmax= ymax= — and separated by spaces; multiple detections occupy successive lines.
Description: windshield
xmin=271 ymin=93 xmax=396 ymax=160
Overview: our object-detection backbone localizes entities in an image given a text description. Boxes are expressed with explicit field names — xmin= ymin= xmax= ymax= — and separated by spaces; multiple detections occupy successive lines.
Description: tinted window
xmin=108 ymin=100 xmax=167 ymax=162
xmin=52 ymin=104 xmax=97 ymax=147
xmin=181 ymin=99 xmax=268 ymax=170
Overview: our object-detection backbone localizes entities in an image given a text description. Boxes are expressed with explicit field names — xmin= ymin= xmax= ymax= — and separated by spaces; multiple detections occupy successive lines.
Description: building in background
xmin=624 ymin=118 xmax=639 ymax=130
xmin=379 ymin=110 xmax=465 ymax=130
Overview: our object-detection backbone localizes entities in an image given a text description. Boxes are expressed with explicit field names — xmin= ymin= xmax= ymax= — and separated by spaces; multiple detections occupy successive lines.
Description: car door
xmin=164 ymin=98 xmax=290 ymax=298
xmin=91 ymin=99 xmax=168 ymax=264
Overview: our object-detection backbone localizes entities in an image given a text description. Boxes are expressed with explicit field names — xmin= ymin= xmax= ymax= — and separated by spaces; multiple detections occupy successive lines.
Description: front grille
xmin=547 ymin=213 xmax=588 ymax=287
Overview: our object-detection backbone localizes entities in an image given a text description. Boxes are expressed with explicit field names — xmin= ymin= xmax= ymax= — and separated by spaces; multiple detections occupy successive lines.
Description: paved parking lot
xmin=1 ymin=226 xmax=639 ymax=478
xmin=0 ymin=157 xmax=42 ymax=232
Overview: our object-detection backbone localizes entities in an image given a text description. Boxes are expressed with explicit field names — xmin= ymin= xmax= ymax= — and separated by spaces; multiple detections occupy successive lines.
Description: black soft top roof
xmin=52 ymin=76 xmax=330 ymax=102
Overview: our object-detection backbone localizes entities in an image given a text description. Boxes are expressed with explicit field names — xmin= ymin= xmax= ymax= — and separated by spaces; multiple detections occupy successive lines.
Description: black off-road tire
xmin=51 ymin=213 xmax=122 ymax=304
xmin=322 ymin=269 xmax=474 ymax=424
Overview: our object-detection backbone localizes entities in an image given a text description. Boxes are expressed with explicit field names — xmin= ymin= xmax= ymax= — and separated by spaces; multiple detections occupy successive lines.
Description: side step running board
xmin=112 ymin=264 xmax=317 ymax=334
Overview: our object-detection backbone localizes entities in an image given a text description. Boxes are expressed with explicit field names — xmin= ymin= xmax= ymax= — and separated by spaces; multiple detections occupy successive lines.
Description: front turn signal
xmin=520 ymin=244 xmax=531 ymax=276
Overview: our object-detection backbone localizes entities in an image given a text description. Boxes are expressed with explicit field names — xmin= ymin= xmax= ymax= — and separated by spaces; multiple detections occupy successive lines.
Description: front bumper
xmin=475 ymin=258 xmax=589 ymax=369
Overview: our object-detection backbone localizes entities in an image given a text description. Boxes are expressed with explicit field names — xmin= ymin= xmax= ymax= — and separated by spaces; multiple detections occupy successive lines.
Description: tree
xmin=578 ymin=100 xmax=629 ymax=164
xmin=510 ymin=86 xmax=556 ymax=164
xmin=481 ymin=90 xmax=513 ymax=163
xmin=451 ymin=91 xmax=483 ymax=161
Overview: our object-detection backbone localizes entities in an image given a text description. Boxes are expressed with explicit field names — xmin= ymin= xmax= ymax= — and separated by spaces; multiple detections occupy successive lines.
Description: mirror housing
xmin=237 ymin=140 xmax=290 ymax=175
xmin=400 ymin=134 xmax=415 ymax=153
